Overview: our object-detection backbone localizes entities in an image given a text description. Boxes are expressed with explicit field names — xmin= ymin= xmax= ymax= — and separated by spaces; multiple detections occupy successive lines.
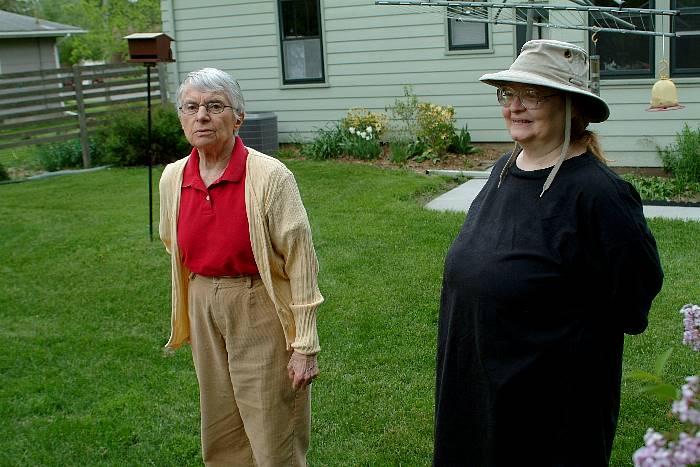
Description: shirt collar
xmin=219 ymin=136 xmax=248 ymax=183
xmin=181 ymin=136 xmax=248 ymax=189
xmin=182 ymin=147 xmax=204 ymax=191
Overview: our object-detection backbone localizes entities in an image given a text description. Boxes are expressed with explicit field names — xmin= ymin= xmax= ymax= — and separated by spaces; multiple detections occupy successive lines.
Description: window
xmin=447 ymin=5 xmax=489 ymax=50
xmin=515 ymin=8 xmax=549 ymax=55
xmin=589 ymin=0 xmax=655 ymax=78
xmin=448 ymin=20 xmax=488 ymax=50
xmin=671 ymin=0 xmax=700 ymax=76
xmin=278 ymin=0 xmax=325 ymax=84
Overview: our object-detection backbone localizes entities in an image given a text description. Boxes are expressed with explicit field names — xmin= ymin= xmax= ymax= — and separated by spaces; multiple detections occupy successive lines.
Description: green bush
xmin=416 ymin=102 xmax=456 ymax=156
xmin=660 ymin=124 xmax=700 ymax=186
xmin=386 ymin=86 xmax=458 ymax=156
xmin=449 ymin=124 xmax=479 ymax=155
xmin=36 ymin=139 xmax=90 ymax=172
xmin=344 ymin=132 xmax=382 ymax=160
xmin=621 ymin=174 xmax=700 ymax=202
xmin=340 ymin=108 xmax=388 ymax=139
xmin=388 ymin=140 xmax=411 ymax=164
xmin=0 ymin=162 xmax=9 ymax=181
xmin=300 ymin=125 xmax=346 ymax=160
xmin=92 ymin=105 xmax=190 ymax=166
xmin=386 ymin=85 xmax=421 ymax=142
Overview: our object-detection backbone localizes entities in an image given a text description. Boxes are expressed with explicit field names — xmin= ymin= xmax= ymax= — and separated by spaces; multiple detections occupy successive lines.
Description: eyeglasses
xmin=178 ymin=102 xmax=232 ymax=115
xmin=497 ymin=87 xmax=558 ymax=110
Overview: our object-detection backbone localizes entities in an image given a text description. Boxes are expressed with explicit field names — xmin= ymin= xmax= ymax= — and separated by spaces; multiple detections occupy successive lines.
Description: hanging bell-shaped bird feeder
xmin=647 ymin=58 xmax=685 ymax=112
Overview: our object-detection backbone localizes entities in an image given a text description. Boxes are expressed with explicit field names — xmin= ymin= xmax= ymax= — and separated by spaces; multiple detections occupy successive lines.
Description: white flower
xmin=366 ymin=126 xmax=373 ymax=133
xmin=365 ymin=135 xmax=371 ymax=141
xmin=359 ymin=131 xmax=367 ymax=138
xmin=349 ymin=127 xmax=356 ymax=134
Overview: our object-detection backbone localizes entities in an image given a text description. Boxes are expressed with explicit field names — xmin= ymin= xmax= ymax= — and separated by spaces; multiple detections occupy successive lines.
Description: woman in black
xmin=434 ymin=40 xmax=663 ymax=466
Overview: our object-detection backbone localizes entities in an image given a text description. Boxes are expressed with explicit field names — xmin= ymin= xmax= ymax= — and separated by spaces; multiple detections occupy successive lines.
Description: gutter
xmin=0 ymin=30 xmax=86 ymax=38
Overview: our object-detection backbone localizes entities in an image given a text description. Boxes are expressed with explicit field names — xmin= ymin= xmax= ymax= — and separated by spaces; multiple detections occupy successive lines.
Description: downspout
xmin=162 ymin=0 xmax=180 ymax=106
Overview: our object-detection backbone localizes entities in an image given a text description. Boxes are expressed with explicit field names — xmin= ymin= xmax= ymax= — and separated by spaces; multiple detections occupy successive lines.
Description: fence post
xmin=157 ymin=62 xmax=169 ymax=106
xmin=73 ymin=65 xmax=91 ymax=168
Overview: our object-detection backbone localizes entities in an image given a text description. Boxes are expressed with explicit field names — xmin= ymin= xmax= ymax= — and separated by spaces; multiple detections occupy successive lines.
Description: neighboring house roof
xmin=0 ymin=9 xmax=85 ymax=38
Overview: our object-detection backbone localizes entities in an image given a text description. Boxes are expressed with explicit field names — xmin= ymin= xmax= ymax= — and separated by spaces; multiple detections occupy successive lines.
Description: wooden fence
xmin=0 ymin=63 xmax=169 ymax=168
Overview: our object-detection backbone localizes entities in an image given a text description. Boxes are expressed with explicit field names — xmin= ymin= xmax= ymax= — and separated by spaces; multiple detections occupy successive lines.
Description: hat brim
xmin=479 ymin=70 xmax=610 ymax=123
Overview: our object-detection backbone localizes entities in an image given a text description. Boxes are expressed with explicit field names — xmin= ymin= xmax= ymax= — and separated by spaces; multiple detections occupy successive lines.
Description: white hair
xmin=176 ymin=68 xmax=245 ymax=120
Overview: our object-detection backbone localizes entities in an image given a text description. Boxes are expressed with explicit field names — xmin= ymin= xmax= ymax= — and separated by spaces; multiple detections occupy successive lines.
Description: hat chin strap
xmin=498 ymin=94 xmax=572 ymax=195
xmin=540 ymin=94 xmax=571 ymax=197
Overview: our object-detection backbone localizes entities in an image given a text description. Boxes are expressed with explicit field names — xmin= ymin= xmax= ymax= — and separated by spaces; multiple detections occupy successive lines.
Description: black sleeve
xmin=585 ymin=178 xmax=664 ymax=334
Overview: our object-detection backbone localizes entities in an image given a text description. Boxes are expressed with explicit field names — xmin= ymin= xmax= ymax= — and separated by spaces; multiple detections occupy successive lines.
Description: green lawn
xmin=0 ymin=162 xmax=697 ymax=466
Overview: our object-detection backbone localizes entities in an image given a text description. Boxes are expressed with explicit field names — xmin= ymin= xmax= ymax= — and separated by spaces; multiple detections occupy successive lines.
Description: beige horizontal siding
xmin=160 ymin=0 xmax=700 ymax=167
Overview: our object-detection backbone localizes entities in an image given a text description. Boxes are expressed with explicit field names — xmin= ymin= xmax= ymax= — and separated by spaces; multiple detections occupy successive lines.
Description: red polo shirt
xmin=177 ymin=136 xmax=259 ymax=276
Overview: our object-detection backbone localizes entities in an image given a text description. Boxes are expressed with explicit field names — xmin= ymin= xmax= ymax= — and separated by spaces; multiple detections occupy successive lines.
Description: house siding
xmin=0 ymin=38 xmax=58 ymax=74
xmin=161 ymin=0 xmax=700 ymax=167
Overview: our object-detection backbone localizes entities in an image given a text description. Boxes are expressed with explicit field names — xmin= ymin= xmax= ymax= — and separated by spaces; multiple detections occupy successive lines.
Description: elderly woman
xmin=434 ymin=40 xmax=664 ymax=465
xmin=159 ymin=67 xmax=323 ymax=466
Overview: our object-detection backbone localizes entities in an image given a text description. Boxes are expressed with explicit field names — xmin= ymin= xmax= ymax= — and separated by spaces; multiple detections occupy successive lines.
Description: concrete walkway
xmin=426 ymin=174 xmax=700 ymax=221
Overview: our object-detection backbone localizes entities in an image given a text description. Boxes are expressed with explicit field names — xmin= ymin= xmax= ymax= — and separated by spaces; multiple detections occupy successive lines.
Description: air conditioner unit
xmin=238 ymin=112 xmax=278 ymax=155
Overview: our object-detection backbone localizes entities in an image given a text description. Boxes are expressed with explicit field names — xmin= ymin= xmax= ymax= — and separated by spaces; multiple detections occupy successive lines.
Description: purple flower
xmin=672 ymin=376 xmax=700 ymax=425
xmin=634 ymin=429 xmax=700 ymax=466
xmin=680 ymin=304 xmax=700 ymax=352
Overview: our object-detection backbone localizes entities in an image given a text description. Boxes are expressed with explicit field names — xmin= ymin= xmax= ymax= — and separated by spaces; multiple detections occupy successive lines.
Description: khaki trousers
xmin=188 ymin=273 xmax=311 ymax=467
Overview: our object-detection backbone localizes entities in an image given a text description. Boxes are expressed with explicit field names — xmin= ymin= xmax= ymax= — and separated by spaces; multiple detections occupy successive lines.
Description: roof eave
xmin=0 ymin=30 xmax=86 ymax=38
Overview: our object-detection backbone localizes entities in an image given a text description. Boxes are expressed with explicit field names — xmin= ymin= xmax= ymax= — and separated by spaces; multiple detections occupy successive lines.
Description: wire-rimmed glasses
xmin=497 ymin=87 xmax=559 ymax=110
xmin=178 ymin=102 xmax=233 ymax=115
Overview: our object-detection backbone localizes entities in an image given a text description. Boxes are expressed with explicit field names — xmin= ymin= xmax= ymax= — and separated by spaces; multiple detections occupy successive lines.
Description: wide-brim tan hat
xmin=480 ymin=39 xmax=610 ymax=123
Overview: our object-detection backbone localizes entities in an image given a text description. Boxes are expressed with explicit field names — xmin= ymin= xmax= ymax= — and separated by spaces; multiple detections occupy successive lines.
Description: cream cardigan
xmin=159 ymin=147 xmax=323 ymax=354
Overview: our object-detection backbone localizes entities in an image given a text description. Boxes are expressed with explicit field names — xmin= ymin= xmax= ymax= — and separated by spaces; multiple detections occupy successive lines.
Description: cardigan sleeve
xmin=266 ymin=170 xmax=323 ymax=354
xmin=159 ymin=163 xmax=174 ymax=254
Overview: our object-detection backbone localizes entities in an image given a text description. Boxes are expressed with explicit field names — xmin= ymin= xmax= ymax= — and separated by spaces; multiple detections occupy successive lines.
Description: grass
xmin=0 ymin=161 xmax=698 ymax=466
xmin=0 ymin=145 xmax=38 ymax=169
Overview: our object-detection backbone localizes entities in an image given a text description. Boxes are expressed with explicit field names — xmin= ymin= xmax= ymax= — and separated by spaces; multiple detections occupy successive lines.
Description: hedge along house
xmin=0 ymin=10 xmax=84 ymax=73
xmin=160 ymin=0 xmax=700 ymax=167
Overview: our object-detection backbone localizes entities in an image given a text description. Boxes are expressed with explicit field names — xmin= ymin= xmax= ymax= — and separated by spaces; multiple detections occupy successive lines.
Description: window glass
xmin=516 ymin=8 xmax=549 ymax=55
xmin=279 ymin=0 xmax=324 ymax=84
xmin=283 ymin=38 xmax=323 ymax=81
xmin=671 ymin=0 xmax=700 ymax=76
xmin=589 ymin=0 xmax=654 ymax=78
xmin=449 ymin=19 xmax=489 ymax=49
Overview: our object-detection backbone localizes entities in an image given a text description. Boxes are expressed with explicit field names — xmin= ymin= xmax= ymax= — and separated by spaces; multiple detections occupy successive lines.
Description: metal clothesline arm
xmin=568 ymin=0 xmax=635 ymax=29
xmin=452 ymin=15 xmax=677 ymax=37
xmin=375 ymin=0 xmax=679 ymax=16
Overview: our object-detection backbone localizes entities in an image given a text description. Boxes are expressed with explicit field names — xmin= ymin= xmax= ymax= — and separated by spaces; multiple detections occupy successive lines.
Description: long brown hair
xmin=571 ymin=94 xmax=608 ymax=163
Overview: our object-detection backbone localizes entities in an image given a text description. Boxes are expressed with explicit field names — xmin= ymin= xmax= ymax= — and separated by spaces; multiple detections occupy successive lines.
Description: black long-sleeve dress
xmin=434 ymin=153 xmax=664 ymax=466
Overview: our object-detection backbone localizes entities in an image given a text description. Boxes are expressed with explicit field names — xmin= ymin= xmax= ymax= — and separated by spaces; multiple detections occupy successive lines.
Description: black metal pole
xmin=147 ymin=64 xmax=153 ymax=241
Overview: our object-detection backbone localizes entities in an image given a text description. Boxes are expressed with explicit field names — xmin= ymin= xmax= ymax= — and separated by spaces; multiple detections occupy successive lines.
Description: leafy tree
xmin=61 ymin=0 xmax=162 ymax=64
xmin=3 ymin=0 xmax=162 ymax=65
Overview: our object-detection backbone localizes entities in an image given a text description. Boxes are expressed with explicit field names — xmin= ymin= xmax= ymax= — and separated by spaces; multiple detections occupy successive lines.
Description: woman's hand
xmin=287 ymin=351 xmax=319 ymax=390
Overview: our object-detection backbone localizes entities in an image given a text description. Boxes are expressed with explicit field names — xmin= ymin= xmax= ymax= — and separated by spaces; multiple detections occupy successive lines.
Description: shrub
xmin=36 ymin=139 xmax=86 ymax=172
xmin=660 ymin=124 xmax=700 ymax=187
xmin=386 ymin=86 xmax=457 ymax=156
xmin=416 ymin=102 xmax=456 ymax=156
xmin=388 ymin=140 xmax=411 ymax=164
xmin=340 ymin=108 xmax=388 ymax=139
xmin=621 ymin=174 xmax=700 ymax=202
xmin=450 ymin=124 xmax=479 ymax=155
xmin=0 ymin=162 xmax=9 ymax=181
xmin=300 ymin=125 xmax=345 ymax=160
xmin=386 ymin=85 xmax=420 ymax=142
xmin=344 ymin=126 xmax=382 ymax=160
xmin=92 ymin=105 xmax=190 ymax=166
